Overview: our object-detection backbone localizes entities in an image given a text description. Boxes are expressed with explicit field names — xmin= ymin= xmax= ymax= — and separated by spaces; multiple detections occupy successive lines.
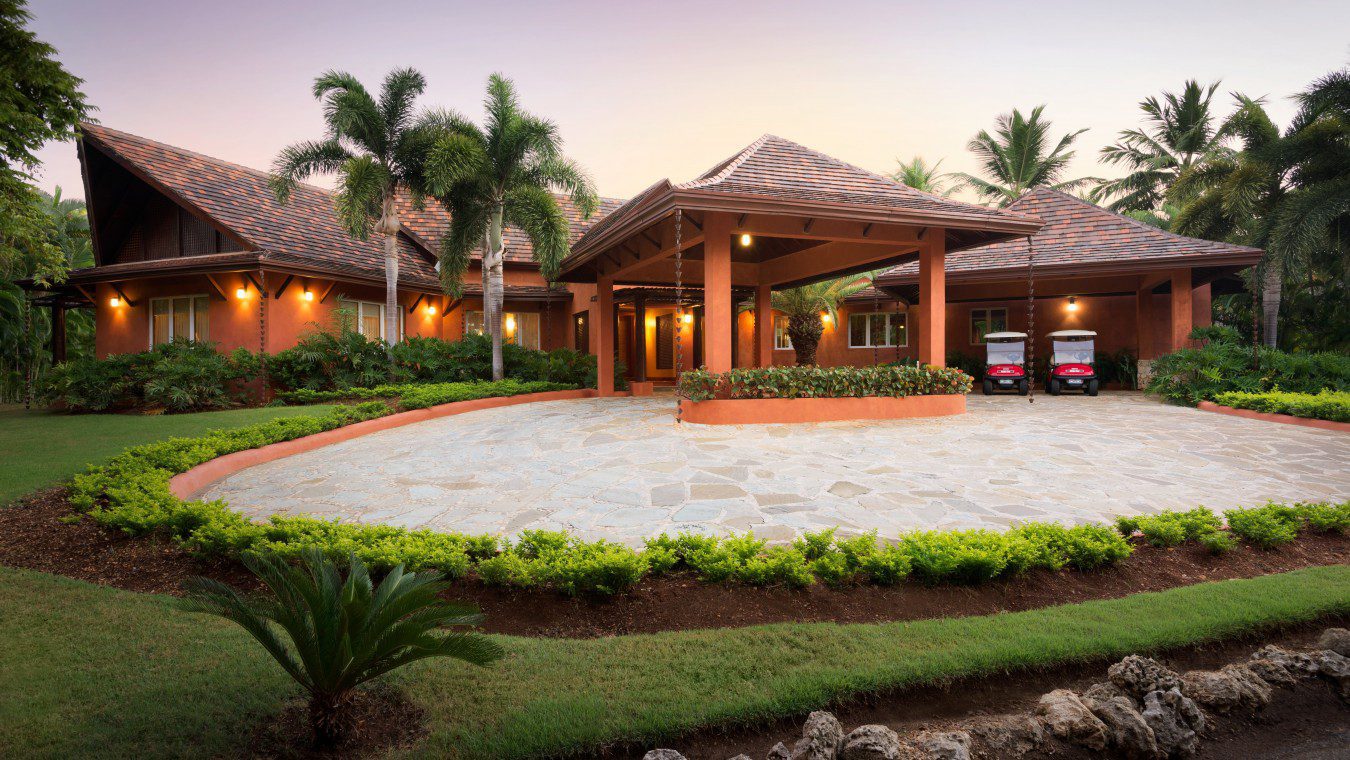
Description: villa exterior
xmin=26 ymin=124 xmax=1264 ymax=384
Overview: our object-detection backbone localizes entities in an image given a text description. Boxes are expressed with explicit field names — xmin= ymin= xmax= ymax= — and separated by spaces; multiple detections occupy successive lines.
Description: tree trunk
xmin=1260 ymin=258 xmax=1281 ymax=349
xmin=308 ymin=691 xmax=355 ymax=749
xmin=486 ymin=209 xmax=506 ymax=381
xmin=787 ymin=313 xmax=823 ymax=366
xmin=379 ymin=196 xmax=401 ymax=347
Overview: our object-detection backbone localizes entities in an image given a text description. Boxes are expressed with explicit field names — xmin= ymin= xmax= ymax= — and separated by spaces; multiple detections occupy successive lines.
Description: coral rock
xmin=768 ymin=742 xmax=793 ymax=760
xmin=792 ymin=711 xmax=844 ymax=760
xmin=1315 ymin=627 xmax=1350 ymax=657
xmin=642 ymin=751 xmax=687 ymax=760
xmin=1035 ymin=689 xmax=1110 ymax=751
xmin=1180 ymin=664 xmax=1271 ymax=712
xmin=839 ymin=725 xmax=906 ymax=760
xmin=966 ymin=714 xmax=1045 ymax=756
xmin=1086 ymin=694 xmax=1159 ymax=759
xmin=1140 ymin=688 xmax=1203 ymax=758
xmin=913 ymin=731 xmax=971 ymax=760
xmin=1109 ymin=656 xmax=1182 ymax=699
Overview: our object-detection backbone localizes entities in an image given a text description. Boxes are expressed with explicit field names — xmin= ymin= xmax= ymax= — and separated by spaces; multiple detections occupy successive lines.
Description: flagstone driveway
xmin=202 ymin=393 xmax=1350 ymax=546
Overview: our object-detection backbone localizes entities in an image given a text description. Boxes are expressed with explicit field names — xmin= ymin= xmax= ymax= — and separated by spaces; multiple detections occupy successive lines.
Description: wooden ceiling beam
xmin=732 ymin=214 xmax=922 ymax=245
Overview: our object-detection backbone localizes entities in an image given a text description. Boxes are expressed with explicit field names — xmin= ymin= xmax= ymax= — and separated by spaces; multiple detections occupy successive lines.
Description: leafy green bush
xmin=1224 ymin=503 xmax=1303 ymax=549
xmin=1297 ymin=501 xmax=1350 ymax=534
xmin=1212 ymin=390 xmax=1350 ymax=422
xmin=1198 ymin=530 xmax=1237 ymax=555
xmin=44 ymin=340 xmax=261 ymax=413
xmin=1117 ymin=508 xmax=1223 ymax=548
xmin=678 ymin=364 xmax=973 ymax=401
xmin=1147 ymin=327 xmax=1350 ymax=405
xmin=273 ymin=379 xmax=573 ymax=406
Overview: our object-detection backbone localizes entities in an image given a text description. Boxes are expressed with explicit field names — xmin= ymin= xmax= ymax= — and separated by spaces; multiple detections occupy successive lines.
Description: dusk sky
xmin=28 ymin=0 xmax=1350 ymax=204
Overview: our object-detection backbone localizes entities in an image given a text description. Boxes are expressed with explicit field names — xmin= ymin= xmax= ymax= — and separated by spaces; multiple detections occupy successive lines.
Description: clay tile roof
xmin=393 ymin=192 xmax=626 ymax=265
xmin=879 ymin=188 xmax=1263 ymax=283
xmin=678 ymin=134 xmax=1015 ymax=221
xmin=81 ymin=123 xmax=442 ymax=287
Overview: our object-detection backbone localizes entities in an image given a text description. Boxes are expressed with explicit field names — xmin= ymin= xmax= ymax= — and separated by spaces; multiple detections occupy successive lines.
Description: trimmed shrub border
xmin=170 ymin=388 xmax=595 ymax=498
xmin=678 ymin=394 xmax=965 ymax=424
xmin=1197 ymin=401 xmax=1350 ymax=433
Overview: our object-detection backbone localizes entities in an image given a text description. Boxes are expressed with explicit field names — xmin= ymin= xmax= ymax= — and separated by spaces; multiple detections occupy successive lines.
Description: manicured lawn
xmin=0 ymin=565 xmax=1346 ymax=759
xmin=0 ymin=404 xmax=334 ymax=503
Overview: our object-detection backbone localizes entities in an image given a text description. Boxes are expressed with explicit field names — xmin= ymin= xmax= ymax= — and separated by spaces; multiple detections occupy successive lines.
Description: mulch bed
xmin=245 ymin=683 xmax=427 ymax=759
xmin=2 ymin=487 xmax=1347 ymax=638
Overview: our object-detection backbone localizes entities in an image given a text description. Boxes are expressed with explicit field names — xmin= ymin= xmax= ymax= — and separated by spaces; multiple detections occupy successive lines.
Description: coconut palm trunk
xmin=1261 ymin=260 xmax=1282 ymax=348
xmin=379 ymin=196 xmax=401 ymax=345
xmin=485 ymin=207 xmax=507 ymax=381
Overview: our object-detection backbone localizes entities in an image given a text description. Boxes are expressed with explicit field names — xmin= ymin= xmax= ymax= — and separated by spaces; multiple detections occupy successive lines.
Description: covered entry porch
xmin=557 ymin=136 xmax=1043 ymax=397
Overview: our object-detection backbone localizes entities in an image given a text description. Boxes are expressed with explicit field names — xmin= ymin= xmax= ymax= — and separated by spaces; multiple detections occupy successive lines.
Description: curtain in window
xmin=152 ymin=300 xmax=170 ymax=345
xmin=359 ymin=302 xmax=382 ymax=339
xmin=193 ymin=297 xmax=210 ymax=342
xmin=513 ymin=312 xmax=540 ymax=349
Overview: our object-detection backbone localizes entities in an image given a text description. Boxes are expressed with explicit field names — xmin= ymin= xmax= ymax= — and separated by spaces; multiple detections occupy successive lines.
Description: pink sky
xmin=28 ymin=0 xmax=1350 ymax=204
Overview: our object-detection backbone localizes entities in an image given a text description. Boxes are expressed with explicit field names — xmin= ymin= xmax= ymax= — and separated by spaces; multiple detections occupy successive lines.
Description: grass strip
xmin=0 ymin=565 xmax=1346 ymax=759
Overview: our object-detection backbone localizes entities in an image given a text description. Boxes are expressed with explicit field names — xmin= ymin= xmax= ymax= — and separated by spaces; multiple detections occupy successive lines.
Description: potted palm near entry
xmin=753 ymin=276 xmax=875 ymax=365
xmin=183 ymin=549 xmax=502 ymax=749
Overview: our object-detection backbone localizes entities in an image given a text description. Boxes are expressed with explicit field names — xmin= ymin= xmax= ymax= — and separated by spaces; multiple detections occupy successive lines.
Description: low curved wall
xmin=170 ymin=389 xmax=596 ymax=499
xmin=1197 ymin=401 xmax=1350 ymax=433
xmin=678 ymin=394 xmax=966 ymax=425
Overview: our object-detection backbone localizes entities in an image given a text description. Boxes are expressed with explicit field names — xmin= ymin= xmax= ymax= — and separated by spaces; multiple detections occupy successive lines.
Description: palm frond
xmin=269 ymin=140 xmax=351 ymax=203
xmin=504 ymin=184 xmax=570 ymax=280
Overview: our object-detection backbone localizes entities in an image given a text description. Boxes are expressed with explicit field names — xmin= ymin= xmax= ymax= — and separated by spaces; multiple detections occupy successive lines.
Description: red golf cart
xmin=982 ymin=331 xmax=1029 ymax=395
xmin=1047 ymin=329 xmax=1099 ymax=396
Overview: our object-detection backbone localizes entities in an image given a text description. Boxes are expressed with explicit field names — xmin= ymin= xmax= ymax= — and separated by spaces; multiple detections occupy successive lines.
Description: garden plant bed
xmin=676 ymin=394 xmax=966 ymax=424
xmin=626 ymin=622 xmax=1349 ymax=760
xmin=1198 ymin=400 xmax=1350 ymax=433
xmin=4 ymin=488 xmax=1348 ymax=637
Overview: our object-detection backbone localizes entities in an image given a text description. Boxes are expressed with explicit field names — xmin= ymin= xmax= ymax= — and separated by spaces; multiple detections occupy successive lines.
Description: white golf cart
xmin=1047 ymin=329 xmax=1099 ymax=396
xmin=981 ymin=331 xmax=1029 ymax=395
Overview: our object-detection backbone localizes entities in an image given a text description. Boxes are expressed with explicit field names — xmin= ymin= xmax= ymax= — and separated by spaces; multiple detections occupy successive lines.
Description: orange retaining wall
xmin=678 ymin=394 xmax=966 ymax=425
xmin=169 ymin=389 xmax=596 ymax=499
xmin=1197 ymin=401 xmax=1350 ymax=433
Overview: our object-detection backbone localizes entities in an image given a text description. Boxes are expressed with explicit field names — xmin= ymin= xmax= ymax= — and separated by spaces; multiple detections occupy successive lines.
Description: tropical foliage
xmin=677 ymin=364 xmax=972 ymax=401
xmin=184 ymin=549 xmax=501 ymax=747
xmin=270 ymin=68 xmax=445 ymax=345
xmin=1091 ymin=80 xmax=1229 ymax=212
xmin=891 ymin=156 xmax=953 ymax=195
xmin=424 ymin=73 xmax=598 ymax=381
xmin=749 ymin=276 xmax=874 ymax=365
xmin=1211 ymin=389 xmax=1350 ymax=423
xmin=43 ymin=340 xmax=261 ymax=413
xmin=953 ymin=105 xmax=1097 ymax=206
xmin=1145 ymin=326 xmax=1350 ymax=405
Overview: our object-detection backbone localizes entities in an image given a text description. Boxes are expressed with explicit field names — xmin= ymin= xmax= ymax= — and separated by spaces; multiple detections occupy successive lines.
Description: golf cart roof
xmin=1047 ymin=329 xmax=1097 ymax=338
xmin=984 ymin=331 xmax=1028 ymax=340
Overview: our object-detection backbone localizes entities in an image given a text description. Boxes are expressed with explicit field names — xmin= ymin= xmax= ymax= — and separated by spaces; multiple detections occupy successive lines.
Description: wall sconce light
xmin=426 ymin=304 xmax=437 ymax=315
xmin=235 ymin=287 xmax=249 ymax=299
xmin=109 ymin=296 xmax=121 ymax=308
xmin=302 ymin=289 xmax=314 ymax=302
xmin=1066 ymin=296 xmax=1079 ymax=312
xmin=682 ymin=312 xmax=694 ymax=325
xmin=821 ymin=312 xmax=832 ymax=325
xmin=505 ymin=315 xmax=517 ymax=332
xmin=739 ymin=233 xmax=752 ymax=247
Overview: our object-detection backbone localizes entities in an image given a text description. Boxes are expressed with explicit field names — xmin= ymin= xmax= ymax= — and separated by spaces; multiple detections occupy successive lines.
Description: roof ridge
xmin=678 ymin=134 xmax=773 ymax=189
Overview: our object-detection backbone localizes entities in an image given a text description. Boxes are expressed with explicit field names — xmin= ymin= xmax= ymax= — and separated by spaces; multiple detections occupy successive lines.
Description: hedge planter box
xmin=1197 ymin=401 xmax=1350 ymax=433
xmin=678 ymin=394 xmax=966 ymax=425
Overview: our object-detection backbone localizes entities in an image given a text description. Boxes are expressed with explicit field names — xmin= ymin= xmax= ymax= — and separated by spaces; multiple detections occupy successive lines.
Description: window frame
xmin=847 ymin=311 xmax=908 ymax=348
xmin=970 ymin=307 xmax=1009 ymax=345
xmin=148 ymin=295 xmax=210 ymax=347
xmin=463 ymin=310 xmax=541 ymax=350
xmin=773 ymin=314 xmax=793 ymax=350
xmin=354 ymin=300 xmax=403 ymax=341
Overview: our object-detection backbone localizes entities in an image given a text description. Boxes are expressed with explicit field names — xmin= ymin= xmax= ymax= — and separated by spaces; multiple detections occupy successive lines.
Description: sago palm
xmin=954 ymin=106 xmax=1097 ymax=206
xmin=755 ymin=276 xmax=875 ymax=365
xmin=183 ymin=549 xmax=502 ymax=748
xmin=270 ymin=68 xmax=444 ymax=346
xmin=425 ymin=73 xmax=598 ymax=381
xmin=892 ymin=156 xmax=954 ymax=196
xmin=1091 ymin=80 xmax=1230 ymax=213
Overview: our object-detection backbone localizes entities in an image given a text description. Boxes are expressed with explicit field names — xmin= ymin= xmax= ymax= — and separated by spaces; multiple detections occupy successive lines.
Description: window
xmin=773 ymin=315 xmax=793 ymax=350
xmin=354 ymin=301 xmax=402 ymax=341
xmin=848 ymin=312 xmax=907 ymax=348
xmin=464 ymin=311 xmax=541 ymax=349
xmin=970 ymin=308 xmax=1008 ymax=344
xmin=150 ymin=296 xmax=209 ymax=346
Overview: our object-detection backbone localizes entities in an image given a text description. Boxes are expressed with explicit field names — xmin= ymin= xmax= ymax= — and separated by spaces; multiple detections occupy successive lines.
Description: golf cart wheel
xmin=1049 ymin=379 xmax=1061 ymax=396
xmin=1087 ymin=379 xmax=1099 ymax=397
xmin=1018 ymin=380 xmax=1029 ymax=396
xmin=982 ymin=379 xmax=993 ymax=395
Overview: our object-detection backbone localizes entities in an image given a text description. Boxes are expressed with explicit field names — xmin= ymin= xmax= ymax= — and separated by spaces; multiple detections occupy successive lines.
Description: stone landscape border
xmin=677 ymin=394 xmax=966 ymax=425
xmin=1197 ymin=401 xmax=1350 ymax=433
xmin=169 ymin=389 xmax=596 ymax=499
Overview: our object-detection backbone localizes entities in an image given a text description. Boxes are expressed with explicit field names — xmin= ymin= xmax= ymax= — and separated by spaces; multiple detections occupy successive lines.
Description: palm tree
xmin=1091 ymin=80 xmax=1229 ymax=213
xmin=270 ymin=68 xmax=443 ymax=346
xmin=425 ymin=73 xmax=597 ymax=381
xmin=953 ymin=106 xmax=1097 ymax=206
xmin=892 ymin=156 xmax=953 ymax=195
xmin=1171 ymin=95 xmax=1287 ymax=347
xmin=184 ymin=549 xmax=502 ymax=748
xmin=749 ymin=276 xmax=874 ymax=365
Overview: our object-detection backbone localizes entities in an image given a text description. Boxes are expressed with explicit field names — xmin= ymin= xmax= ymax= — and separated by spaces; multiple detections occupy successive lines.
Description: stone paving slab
xmin=202 ymin=393 xmax=1350 ymax=547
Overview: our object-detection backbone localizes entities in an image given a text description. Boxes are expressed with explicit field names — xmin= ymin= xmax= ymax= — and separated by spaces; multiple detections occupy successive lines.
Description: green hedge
xmin=43 ymin=340 xmax=262 ymax=413
xmin=1212 ymin=390 xmax=1350 ymax=423
xmin=1146 ymin=326 xmax=1350 ymax=406
xmin=274 ymin=380 xmax=574 ymax=408
xmin=677 ymin=364 xmax=973 ymax=402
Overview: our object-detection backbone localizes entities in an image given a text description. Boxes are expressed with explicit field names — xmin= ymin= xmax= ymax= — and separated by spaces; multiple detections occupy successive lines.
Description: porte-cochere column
xmin=917 ymin=228 xmax=947 ymax=367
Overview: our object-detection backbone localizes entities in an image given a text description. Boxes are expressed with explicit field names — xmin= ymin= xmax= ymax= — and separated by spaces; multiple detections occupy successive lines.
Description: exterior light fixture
xmin=739 ymin=233 xmax=752 ymax=247
xmin=505 ymin=315 xmax=517 ymax=332
xmin=109 ymin=296 xmax=121 ymax=308
xmin=426 ymin=304 xmax=437 ymax=315
xmin=235 ymin=287 xmax=248 ymax=299
xmin=1066 ymin=296 xmax=1079 ymax=312
xmin=821 ymin=313 xmax=832 ymax=325
xmin=303 ymin=289 xmax=314 ymax=301
xmin=682 ymin=312 xmax=694 ymax=325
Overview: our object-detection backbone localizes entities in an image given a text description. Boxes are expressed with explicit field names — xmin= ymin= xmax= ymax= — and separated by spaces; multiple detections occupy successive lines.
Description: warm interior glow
xmin=505 ymin=315 xmax=517 ymax=332
xmin=303 ymin=289 xmax=313 ymax=301
xmin=1066 ymin=296 xmax=1079 ymax=312
xmin=108 ymin=296 xmax=120 ymax=308
xmin=682 ymin=312 xmax=694 ymax=324
xmin=739 ymin=233 xmax=752 ymax=247
xmin=426 ymin=304 xmax=437 ymax=314
xmin=235 ymin=287 xmax=248 ymax=299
